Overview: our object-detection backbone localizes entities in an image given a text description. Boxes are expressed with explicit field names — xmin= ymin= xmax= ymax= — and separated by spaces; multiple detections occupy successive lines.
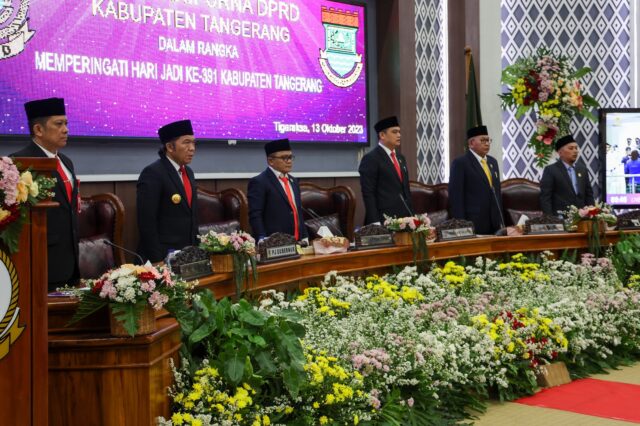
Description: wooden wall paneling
xmin=448 ymin=0 xmax=468 ymax=162
xmin=114 ymin=182 xmax=139 ymax=262
xmin=215 ymin=178 xmax=249 ymax=195
xmin=79 ymin=182 xmax=115 ymax=198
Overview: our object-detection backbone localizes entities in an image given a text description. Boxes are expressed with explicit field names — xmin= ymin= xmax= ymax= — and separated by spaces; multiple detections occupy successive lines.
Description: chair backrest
xmin=409 ymin=181 xmax=450 ymax=225
xmin=196 ymin=187 xmax=249 ymax=235
xmin=78 ymin=193 xmax=125 ymax=279
xmin=500 ymin=178 xmax=542 ymax=226
xmin=299 ymin=183 xmax=356 ymax=240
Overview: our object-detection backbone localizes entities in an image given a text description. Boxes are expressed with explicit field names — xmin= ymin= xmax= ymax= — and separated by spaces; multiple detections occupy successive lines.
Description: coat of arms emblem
xmin=0 ymin=248 xmax=23 ymax=361
xmin=0 ymin=0 xmax=35 ymax=60
xmin=319 ymin=6 xmax=363 ymax=88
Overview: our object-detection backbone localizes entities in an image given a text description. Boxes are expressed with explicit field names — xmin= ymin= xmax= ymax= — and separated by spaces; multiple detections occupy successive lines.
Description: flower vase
xmin=109 ymin=305 xmax=156 ymax=337
xmin=210 ymin=253 xmax=234 ymax=273
xmin=393 ymin=232 xmax=413 ymax=246
xmin=576 ymin=219 xmax=605 ymax=235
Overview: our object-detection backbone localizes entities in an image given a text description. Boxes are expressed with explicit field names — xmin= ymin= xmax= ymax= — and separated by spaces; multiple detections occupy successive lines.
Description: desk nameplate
xmin=527 ymin=224 xmax=566 ymax=235
xmin=439 ymin=227 xmax=476 ymax=241
xmin=258 ymin=244 xmax=300 ymax=264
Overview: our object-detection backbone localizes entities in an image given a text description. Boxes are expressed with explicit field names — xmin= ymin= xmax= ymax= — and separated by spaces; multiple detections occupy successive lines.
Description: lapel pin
xmin=578 ymin=173 xmax=582 ymax=178
xmin=171 ymin=194 xmax=182 ymax=204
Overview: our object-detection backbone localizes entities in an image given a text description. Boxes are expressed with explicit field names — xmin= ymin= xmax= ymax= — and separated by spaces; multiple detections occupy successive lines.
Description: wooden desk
xmin=46 ymin=231 xmax=630 ymax=425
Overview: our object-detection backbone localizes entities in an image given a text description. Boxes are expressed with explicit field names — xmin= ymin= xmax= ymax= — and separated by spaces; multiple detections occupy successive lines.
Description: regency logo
xmin=0 ymin=248 xmax=23 ymax=361
xmin=0 ymin=0 xmax=35 ymax=60
xmin=318 ymin=6 xmax=363 ymax=88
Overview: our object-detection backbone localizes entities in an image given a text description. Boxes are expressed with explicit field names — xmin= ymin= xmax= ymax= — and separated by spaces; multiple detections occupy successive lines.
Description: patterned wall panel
xmin=415 ymin=0 xmax=447 ymax=184
xmin=501 ymin=0 xmax=632 ymax=194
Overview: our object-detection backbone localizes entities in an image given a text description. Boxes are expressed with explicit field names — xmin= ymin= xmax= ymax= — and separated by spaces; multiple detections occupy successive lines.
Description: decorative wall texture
xmin=415 ymin=0 xmax=447 ymax=184
xmin=500 ymin=0 xmax=632 ymax=194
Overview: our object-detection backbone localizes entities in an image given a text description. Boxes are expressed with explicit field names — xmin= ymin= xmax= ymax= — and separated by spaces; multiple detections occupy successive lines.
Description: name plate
xmin=357 ymin=234 xmax=394 ymax=247
xmin=172 ymin=259 xmax=212 ymax=281
xmin=527 ymin=223 xmax=565 ymax=234
xmin=440 ymin=227 xmax=475 ymax=241
xmin=259 ymin=244 xmax=300 ymax=263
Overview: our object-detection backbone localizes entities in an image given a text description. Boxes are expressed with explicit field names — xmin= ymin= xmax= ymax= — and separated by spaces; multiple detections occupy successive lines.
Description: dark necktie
xmin=180 ymin=166 xmax=192 ymax=207
xmin=279 ymin=175 xmax=299 ymax=240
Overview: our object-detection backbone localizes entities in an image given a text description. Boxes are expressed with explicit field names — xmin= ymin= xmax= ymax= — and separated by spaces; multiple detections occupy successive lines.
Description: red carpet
xmin=516 ymin=378 xmax=640 ymax=423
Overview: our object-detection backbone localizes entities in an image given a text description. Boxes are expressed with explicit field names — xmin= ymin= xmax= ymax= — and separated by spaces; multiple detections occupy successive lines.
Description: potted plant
xmin=68 ymin=263 xmax=192 ymax=337
xmin=198 ymin=230 xmax=258 ymax=298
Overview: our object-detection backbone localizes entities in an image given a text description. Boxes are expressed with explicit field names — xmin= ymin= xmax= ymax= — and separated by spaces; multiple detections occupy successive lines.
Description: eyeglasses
xmin=479 ymin=138 xmax=492 ymax=144
xmin=270 ymin=155 xmax=295 ymax=161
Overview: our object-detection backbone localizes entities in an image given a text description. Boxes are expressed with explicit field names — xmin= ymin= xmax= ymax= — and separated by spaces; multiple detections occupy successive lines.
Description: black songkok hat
xmin=265 ymin=138 xmax=291 ymax=156
xmin=24 ymin=97 xmax=66 ymax=121
xmin=555 ymin=134 xmax=575 ymax=151
xmin=467 ymin=125 xmax=488 ymax=139
xmin=158 ymin=120 xmax=193 ymax=143
xmin=374 ymin=116 xmax=399 ymax=133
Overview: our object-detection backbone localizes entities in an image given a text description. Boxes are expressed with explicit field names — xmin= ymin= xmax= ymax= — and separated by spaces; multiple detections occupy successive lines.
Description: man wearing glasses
xmin=248 ymin=138 xmax=308 ymax=242
xmin=448 ymin=125 xmax=504 ymax=234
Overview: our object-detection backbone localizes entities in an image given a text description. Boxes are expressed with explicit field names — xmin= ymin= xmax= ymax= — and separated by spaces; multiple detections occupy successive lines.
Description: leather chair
xmin=500 ymin=178 xmax=543 ymax=226
xmin=196 ymin=187 xmax=248 ymax=235
xmin=299 ymin=183 xmax=356 ymax=240
xmin=409 ymin=181 xmax=450 ymax=225
xmin=78 ymin=193 xmax=125 ymax=279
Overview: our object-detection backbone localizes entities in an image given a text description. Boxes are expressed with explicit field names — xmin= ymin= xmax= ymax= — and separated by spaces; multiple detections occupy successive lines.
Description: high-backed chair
xmin=409 ymin=181 xmax=450 ymax=225
xmin=300 ymin=183 xmax=356 ymax=240
xmin=78 ymin=193 xmax=125 ymax=279
xmin=196 ymin=187 xmax=249 ymax=235
xmin=500 ymin=178 xmax=543 ymax=226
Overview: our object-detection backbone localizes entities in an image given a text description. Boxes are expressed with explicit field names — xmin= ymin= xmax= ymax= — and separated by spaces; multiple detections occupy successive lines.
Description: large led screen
xmin=0 ymin=0 xmax=368 ymax=143
xmin=600 ymin=109 xmax=640 ymax=207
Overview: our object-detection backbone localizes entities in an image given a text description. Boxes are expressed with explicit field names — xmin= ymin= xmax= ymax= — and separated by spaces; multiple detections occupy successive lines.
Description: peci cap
xmin=374 ymin=116 xmax=399 ymax=133
xmin=555 ymin=134 xmax=576 ymax=151
xmin=24 ymin=97 xmax=66 ymax=121
xmin=158 ymin=120 xmax=193 ymax=143
xmin=467 ymin=125 xmax=488 ymax=140
xmin=265 ymin=138 xmax=291 ymax=156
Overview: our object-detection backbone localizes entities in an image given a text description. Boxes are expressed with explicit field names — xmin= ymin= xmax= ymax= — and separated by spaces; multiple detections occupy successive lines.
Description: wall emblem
xmin=319 ymin=6 xmax=363 ymax=88
xmin=0 ymin=248 xmax=23 ymax=361
xmin=0 ymin=0 xmax=35 ymax=60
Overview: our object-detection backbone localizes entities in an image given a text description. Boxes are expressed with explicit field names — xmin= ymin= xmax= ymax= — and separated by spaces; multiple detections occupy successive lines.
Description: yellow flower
xmin=191 ymin=420 xmax=203 ymax=426
xmin=29 ymin=181 xmax=39 ymax=197
xmin=171 ymin=413 xmax=184 ymax=425
xmin=285 ymin=406 xmax=294 ymax=414
xmin=313 ymin=401 xmax=320 ymax=409
xmin=354 ymin=414 xmax=360 ymax=425
xmin=262 ymin=415 xmax=270 ymax=425
xmin=320 ymin=416 xmax=329 ymax=425
xmin=0 ymin=208 xmax=10 ymax=222
xmin=16 ymin=181 xmax=29 ymax=203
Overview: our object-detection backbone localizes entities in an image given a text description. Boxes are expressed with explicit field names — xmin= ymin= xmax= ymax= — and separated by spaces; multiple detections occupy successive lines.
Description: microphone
xmin=103 ymin=240 xmax=145 ymax=265
xmin=302 ymin=206 xmax=344 ymax=237
xmin=490 ymin=186 xmax=506 ymax=230
xmin=398 ymin=193 xmax=414 ymax=217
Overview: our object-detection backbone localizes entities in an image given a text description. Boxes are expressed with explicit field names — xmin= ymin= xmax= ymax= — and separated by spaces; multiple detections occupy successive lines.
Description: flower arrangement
xmin=0 ymin=157 xmax=56 ymax=253
xmin=198 ymin=230 xmax=258 ymax=298
xmin=500 ymin=47 xmax=599 ymax=166
xmin=564 ymin=203 xmax=617 ymax=228
xmin=383 ymin=213 xmax=432 ymax=233
xmin=68 ymin=263 xmax=192 ymax=336
xmin=162 ymin=252 xmax=640 ymax=424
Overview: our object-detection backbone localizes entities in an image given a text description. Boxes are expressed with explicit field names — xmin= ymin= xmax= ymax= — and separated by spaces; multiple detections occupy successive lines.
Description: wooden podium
xmin=0 ymin=158 xmax=57 ymax=425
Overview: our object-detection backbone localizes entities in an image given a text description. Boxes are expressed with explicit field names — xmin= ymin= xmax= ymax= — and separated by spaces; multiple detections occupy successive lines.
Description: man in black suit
xmin=358 ymin=116 xmax=413 ymax=224
xmin=248 ymin=138 xmax=308 ymax=242
xmin=448 ymin=125 xmax=504 ymax=234
xmin=540 ymin=134 xmax=595 ymax=217
xmin=136 ymin=120 xmax=199 ymax=262
xmin=11 ymin=97 xmax=79 ymax=291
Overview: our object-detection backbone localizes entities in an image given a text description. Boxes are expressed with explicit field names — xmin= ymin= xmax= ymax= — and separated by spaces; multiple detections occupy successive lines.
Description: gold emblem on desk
xmin=0 ymin=249 xmax=24 ymax=361
xmin=171 ymin=194 xmax=181 ymax=204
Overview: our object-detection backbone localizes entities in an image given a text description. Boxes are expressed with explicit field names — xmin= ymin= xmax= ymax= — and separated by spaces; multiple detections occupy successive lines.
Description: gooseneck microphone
xmin=302 ymin=207 xmax=344 ymax=237
xmin=490 ymin=186 xmax=506 ymax=230
xmin=103 ymin=240 xmax=145 ymax=265
xmin=398 ymin=193 xmax=414 ymax=217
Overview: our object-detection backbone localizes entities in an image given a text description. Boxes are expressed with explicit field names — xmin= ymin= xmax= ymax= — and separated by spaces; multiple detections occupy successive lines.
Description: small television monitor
xmin=599 ymin=108 xmax=640 ymax=208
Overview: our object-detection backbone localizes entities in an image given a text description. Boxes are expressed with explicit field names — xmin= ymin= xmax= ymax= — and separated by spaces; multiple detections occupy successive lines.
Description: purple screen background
xmin=0 ymin=0 xmax=368 ymax=143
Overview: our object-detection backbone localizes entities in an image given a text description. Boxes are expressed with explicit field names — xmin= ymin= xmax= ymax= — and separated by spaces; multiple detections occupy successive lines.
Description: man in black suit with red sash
xmin=358 ymin=116 xmax=413 ymax=224
xmin=11 ymin=97 xmax=79 ymax=290
xmin=137 ymin=120 xmax=199 ymax=262
xmin=248 ymin=138 xmax=308 ymax=242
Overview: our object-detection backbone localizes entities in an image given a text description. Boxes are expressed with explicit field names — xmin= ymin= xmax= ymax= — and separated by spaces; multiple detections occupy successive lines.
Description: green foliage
xmin=612 ymin=232 xmax=640 ymax=284
xmin=173 ymin=289 xmax=306 ymax=398
xmin=111 ymin=300 xmax=148 ymax=336
xmin=67 ymin=291 xmax=108 ymax=325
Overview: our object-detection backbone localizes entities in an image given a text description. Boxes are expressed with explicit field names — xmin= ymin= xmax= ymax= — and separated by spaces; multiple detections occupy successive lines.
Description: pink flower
xmin=407 ymin=398 xmax=415 ymax=407
xmin=99 ymin=281 xmax=117 ymax=300
xmin=140 ymin=280 xmax=156 ymax=292
xmin=148 ymin=291 xmax=169 ymax=310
